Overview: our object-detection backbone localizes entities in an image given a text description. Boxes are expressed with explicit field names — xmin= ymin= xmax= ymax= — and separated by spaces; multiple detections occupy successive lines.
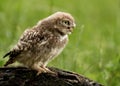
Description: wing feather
xmin=3 ymin=28 xmax=47 ymax=66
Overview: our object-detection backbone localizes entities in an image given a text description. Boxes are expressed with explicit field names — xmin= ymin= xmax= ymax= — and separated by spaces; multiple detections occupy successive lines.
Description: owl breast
xmin=41 ymin=34 xmax=68 ymax=66
xmin=51 ymin=35 xmax=68 ymax=58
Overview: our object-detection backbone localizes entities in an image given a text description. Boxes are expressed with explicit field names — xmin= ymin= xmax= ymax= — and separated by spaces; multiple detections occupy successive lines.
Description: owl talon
xmin=42 ymin=67 xmax=57 ymax=75
xmin=36 ymin=68 xmax=47 ymax=75
xmin=36 ymin=67 xmax=56 ymax=75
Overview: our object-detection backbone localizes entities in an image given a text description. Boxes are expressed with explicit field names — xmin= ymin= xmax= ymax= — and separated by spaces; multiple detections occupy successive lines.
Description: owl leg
xmin=32 ymin=63 xmax=47 ymax=75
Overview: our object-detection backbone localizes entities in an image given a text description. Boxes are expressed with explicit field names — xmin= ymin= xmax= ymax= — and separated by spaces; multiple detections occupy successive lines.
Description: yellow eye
xmin=62 ymin=20 xmax=70 ymax=26
xmin=64 ymin=21 xmax=70 ymax=25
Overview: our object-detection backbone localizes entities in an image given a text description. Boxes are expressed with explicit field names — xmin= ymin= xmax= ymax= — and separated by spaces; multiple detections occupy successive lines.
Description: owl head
xmin=40 ymin=12 xmax=76 ymax=35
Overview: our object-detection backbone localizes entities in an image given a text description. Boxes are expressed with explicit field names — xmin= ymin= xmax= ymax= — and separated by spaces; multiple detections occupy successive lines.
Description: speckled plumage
xmin=3 ymin=12 xmax=76 ymax=74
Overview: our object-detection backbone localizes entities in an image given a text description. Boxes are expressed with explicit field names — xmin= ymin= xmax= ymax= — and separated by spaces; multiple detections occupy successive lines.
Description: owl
xmin=3 ymin=12 xmax=76 ymax=74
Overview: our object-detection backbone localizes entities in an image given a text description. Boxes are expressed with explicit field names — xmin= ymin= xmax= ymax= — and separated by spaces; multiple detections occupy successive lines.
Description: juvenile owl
xmin=3 ymin=12 xmax=76 ymax=74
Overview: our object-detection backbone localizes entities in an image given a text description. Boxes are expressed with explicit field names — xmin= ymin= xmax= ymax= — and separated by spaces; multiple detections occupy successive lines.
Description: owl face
xmin=51 ymin=12 xmax=76 ymax=35
xmin=56 ymin=18 xmax=76 ymax=35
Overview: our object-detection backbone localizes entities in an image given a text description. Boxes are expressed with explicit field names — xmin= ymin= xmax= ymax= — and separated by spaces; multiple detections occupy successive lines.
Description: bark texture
xmin=0 ymin=67 xmax=103 ymax=86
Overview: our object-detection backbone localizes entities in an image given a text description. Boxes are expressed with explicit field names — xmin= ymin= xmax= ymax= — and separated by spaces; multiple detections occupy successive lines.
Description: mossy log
xmin=0 ymin=67 xmax=103 ymax=86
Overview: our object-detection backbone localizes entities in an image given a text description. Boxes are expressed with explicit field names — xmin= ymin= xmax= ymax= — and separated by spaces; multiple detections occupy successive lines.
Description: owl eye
xmin=61 ymin=20 xmax=70 ymax=26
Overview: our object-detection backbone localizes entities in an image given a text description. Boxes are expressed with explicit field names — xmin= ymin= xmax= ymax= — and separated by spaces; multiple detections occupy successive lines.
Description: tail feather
xmin=3 ymin=45 xmax=22 ymax=66
xmin=4 ymin=59 xmax=14 ymax=66
xmin=3 ymin=51 xmax=18 ymax=66
xmin=3 ymin=51 xmax=11 ymax=58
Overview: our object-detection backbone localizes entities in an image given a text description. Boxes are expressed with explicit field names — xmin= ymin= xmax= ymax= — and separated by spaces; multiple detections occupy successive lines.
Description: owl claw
xmin=36 ymin=67 xmax=56 ymax=75
xmin=43 ymin=67 xmax=56 ymax=74
xmin=36 ymin=68 xmax=46 ymax=75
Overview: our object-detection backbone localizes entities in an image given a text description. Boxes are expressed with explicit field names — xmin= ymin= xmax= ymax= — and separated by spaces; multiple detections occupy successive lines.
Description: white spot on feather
xmin=38 ymin=40 xmax=48 ymax=46
xmin=60 ymin=35 xmax=68 ymax=42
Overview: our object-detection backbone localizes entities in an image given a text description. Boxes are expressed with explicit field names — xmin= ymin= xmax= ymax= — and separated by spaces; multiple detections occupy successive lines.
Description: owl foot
xmin=41 ymin=66 xmax=57 ymax=75
xmin=36 ymin=67 xmax=47 ymax=75
xmin=32 ymin=63 xmax=57 ymax=75
xmin=32 ymin=63 xmax=47 ymax=75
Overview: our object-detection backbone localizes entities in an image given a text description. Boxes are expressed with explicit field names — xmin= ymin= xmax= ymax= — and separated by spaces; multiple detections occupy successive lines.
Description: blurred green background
xmin=0 ymin=0 xmax=119 ymax=86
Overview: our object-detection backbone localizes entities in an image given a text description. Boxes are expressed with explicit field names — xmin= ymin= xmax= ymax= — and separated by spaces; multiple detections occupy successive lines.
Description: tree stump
xmin=0 ymin=67 xmax=103 ymax=86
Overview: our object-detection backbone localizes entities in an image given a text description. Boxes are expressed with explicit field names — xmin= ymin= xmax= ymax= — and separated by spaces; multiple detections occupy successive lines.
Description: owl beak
xmin=67 ymin=23 xmax=76 ymax=34
xmin=71 ymin=23 xmax=76 ymax=28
